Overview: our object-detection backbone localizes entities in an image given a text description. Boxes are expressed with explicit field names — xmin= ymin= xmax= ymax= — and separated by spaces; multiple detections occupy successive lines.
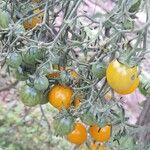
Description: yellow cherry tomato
xmin=106 ymin=59 xmax=139 ymax=95
xmin=48 ymin=84 xmax=73 ymax=110
xmin=89 ymin=124 xmax=111 ymax=142
xmin=67 ymin=122 xmax=87 ymax=145
xmin=23 ymin=9 xmax=43 ymax=30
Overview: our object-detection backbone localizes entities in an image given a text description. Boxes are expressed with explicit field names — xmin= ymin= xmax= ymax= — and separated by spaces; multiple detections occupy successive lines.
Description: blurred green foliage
xmin=0 ymin=102 xmax=72 ymax=150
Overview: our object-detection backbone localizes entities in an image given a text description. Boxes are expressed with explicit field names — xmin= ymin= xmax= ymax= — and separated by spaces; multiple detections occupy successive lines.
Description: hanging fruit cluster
xmin=0 ymin=0 xmax=149 ymax=149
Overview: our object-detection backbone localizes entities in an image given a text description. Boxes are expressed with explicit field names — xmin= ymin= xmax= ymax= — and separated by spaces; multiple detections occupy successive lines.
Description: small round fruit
xmin=89 ymin=124 xmax=111 ymax=142
xmin=0 ymin=9 xmax=10 ymax=28
xmin=22 ymin=47 xmax=45 ymax=65
xmin=6 ymin=52 xmax=22 ymax=68
xmin=106 ymin=59 xmax=139 ymax=95
xmin=23 ymin=9 xmax=43 ymax=30
xmin=34 ymin=76 xmax=49 ymax=91
xmin=53 ymin=116 xmax=74 ymax=136
xmin=73 ymin=97 xmax=80 ymax=108
xmin=67 ymin=69 xmax=80 ymax=82
xmin=39 ymin=62 xmax=52 ymax=75
xmin=48 ymin=84 xmax=73 ymax=110
xmin=48 ymin=71 xmax=60 ymax=78
xmin=67 ymin=122 xmax=87 ymax=145
xmin=92 ymin=63 xmax=106 ymax=79
xmin=20 ymin=85 xmax=41 ymax=107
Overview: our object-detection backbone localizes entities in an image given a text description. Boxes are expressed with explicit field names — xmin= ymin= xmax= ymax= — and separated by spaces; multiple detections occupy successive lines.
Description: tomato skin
xmin=106 ymin=59 xmax=139 ymax=95
xmin=67 ymin=122 xmax=87 ymax=145
xmin=34 ymin=76 xmax=49 ymax=91
xmin=53 ymin=116 xmax=74 ymax=136
xmin=39 ymin=95 xmax=49 ymax=105
xmin=20 ymin=85 xmax=41 ymax=107
xmin=0 ymin=9 xmax=10 ymax=28
xmin=6 ymin=52 xmax=22 ymax=68
xmin=89 ymin=124 xmax=111 ymax=142
xmin=48 ymin=85 xmax=73 ymax=110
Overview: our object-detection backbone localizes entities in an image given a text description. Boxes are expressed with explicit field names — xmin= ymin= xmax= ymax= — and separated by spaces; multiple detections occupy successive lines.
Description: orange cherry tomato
xmin=67 ymin=122 xmax=87 ymax=145
xmin=106 ymin=59 xmax=139 ymax=95
xmin=23 ymin=9 xmax=43 ymax=30
xmin=89 ymin=124 xmax=111 ymax=142
xmin=48 ymin=84 xmax=73 ymax=110
xmin=67 ymin=69 xmax=80 ymax=82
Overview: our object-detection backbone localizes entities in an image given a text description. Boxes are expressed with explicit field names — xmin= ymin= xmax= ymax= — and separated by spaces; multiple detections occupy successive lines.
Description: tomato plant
xmin=0 ymin=9 xmax=10 ymax=28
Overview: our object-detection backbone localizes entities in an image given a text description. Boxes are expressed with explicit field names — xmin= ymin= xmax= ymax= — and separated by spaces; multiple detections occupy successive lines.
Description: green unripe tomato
xmin=0 ymin=9 xmax=10 ymax=28
xmin=92 ymin=63 xmax=106 ymax=79
xmin=22 ymin=47 xmax=46 ymax=65
xmin=38 ymin=62 xmax=52 ymax=75
xmin=34 ymin=76 xmax=49 ymax=91
xmin=53 ymin=116 xmax=74 ymax=136
xmin=20 ymin=85 xmax=41 ymax=107
xmin=6 ymin=52 xmax=22 ymax=68
xmin=15 ymin=67 xmax=28 ymax=81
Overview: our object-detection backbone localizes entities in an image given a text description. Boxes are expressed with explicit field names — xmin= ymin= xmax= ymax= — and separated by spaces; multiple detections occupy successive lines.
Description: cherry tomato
xmin=22 ymin=47 xmax=45 ymax=65
xmin=48 ymin=84 xmax=73 ymax=110
xmin=34 ymin=76 xmax=49 ymax=91
xmin=6 ymin=52 xmax=22 ymax=68
xmin=67 ymin=122 xmax=87 ymax=145
xmin=53 ymin=116 xmax=74 ymax=136
xmin=23 ymin=9 xmax=43 ymax=30
xmin=92 ymin=63 xmax=106 ymax=79
xmin=67 ymin=69 xmax=80 ymax=82
xmin=48 ymin=71 xmax=60 ymax=78
xmin=106 ymin=59 xmax=139 ymax=95
xmin=15 ymin=67 xmax=28 ymax=81
xmin=73 ymin=97 xmax=81 ymax=108
xmin=20 ymin=85 xmax=42 ymax=107
xmin=89 ymin=124 xmax=111 ymax=142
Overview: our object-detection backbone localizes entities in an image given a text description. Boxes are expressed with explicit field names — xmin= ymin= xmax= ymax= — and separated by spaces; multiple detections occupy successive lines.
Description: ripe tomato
xmin=20 ymin=85 xmax=42 ymax=107
xmin=0 ymin=9 xmax=10 ymax=28
xmin=89 ymin=124 xmax=111 ymax=142
xmin=48 ymin=84 xmax=73 ymax=109
xmin=34 ymin=76 xmax=49 ymax=91
xmin=53 ymin=116 xmax=74 ymax=136
xmin=106 ymin=59 xmax=139 ymax=95
xmin=67 ymin=122 xmax=87 ymax=145
xmin=23 ymin=9 xmax=43 ymax=30
xmin=6 ymin=52 xmax=22 ymax=68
